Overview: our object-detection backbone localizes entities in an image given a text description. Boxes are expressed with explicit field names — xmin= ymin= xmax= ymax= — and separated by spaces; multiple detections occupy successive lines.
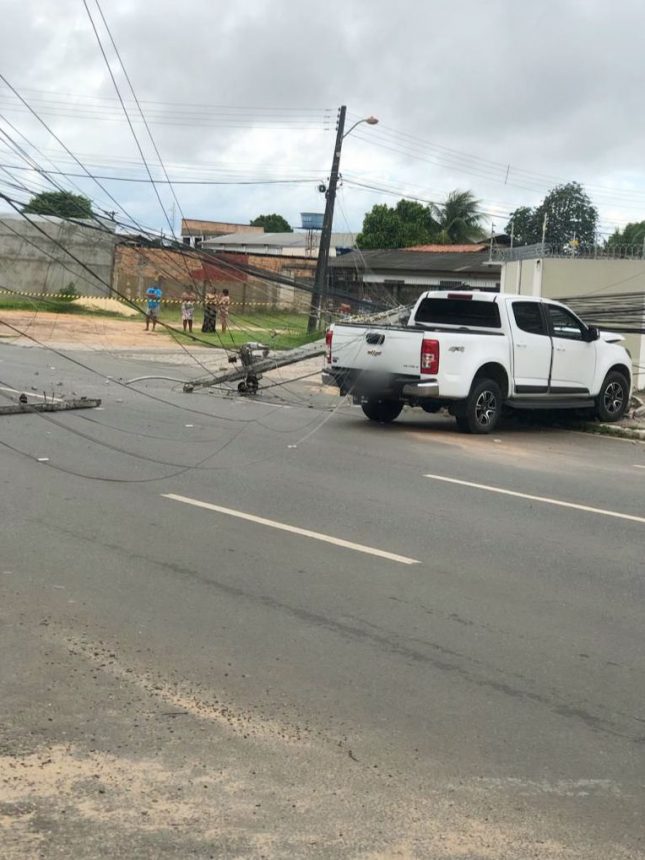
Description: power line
xmin=0 ymin=163 xmax=320 ymax=185
xmin=81 ymin=0 xmax=176 ymax=239
xmin=353 ymin=114 xmax=645 ymax=205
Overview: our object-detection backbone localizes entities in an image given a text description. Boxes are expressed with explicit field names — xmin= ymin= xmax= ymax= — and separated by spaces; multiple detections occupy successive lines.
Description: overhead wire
xmin=0 ymin=86 xmax=390 ymax=448
xmin=81 ymin=0 xmax=213 ymax=314
xmin=351 ymin=114 xmax=645 ymax=207
xmin=0 ymin=191 xmax=242 ymax=372
xmin=0 ymin=310 xmax=344 ymax=428
xmin=77 ymin=2 xmax=297 ymax=354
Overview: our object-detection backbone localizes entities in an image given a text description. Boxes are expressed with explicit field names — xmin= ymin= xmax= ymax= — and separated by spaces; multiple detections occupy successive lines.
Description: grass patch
xmin=168 ymin=328 xmax=322 ymax=350
xmin=146 ymin=307 xmax=323 ymax=349
xmin=0 ymin=295 xmax=130 ymax=319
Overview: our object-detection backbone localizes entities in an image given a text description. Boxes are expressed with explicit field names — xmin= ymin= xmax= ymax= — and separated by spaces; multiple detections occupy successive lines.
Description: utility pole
xmin=307 ymin=105 xmax=347 ymax=333
xmin=541 ymin=213 xmax=548 ymax=248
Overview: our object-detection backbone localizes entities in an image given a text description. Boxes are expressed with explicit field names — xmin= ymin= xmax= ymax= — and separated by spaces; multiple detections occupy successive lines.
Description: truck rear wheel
xmin=456 ymin=378 xmax=502 ymax=434
xmin=595 ymin=371 xmax=629 ymax=422
xmin=361 ymin=398 xmax=403 ymax=423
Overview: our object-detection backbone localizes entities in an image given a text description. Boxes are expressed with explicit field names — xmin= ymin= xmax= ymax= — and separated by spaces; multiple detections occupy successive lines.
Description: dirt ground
xmin=0 ymin=309 xmax=191 ymax=351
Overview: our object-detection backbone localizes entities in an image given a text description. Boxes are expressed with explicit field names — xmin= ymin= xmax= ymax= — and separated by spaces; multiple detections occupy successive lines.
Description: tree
xmin=534 ymin=182 xmax=597 ymax=248
xmin=250 ymin=213 xmax=292 ymax=232
xmin=23 ymin=191 xmax=94 ymax=219
xmin=506 ymin=206 xmax=538 ymax=246
xmin=506 ymin=182 xmax=598 ymax=249
xmin=606 ymin=220 xmax=645 ymax=251
xmin=357 ymin=200 xmax=437 ymax=249
xmin=431 ymin=189 xmax=484 ymax=244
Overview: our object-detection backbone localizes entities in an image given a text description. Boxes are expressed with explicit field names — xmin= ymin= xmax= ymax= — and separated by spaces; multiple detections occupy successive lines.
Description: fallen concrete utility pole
xmin=183 ymin=340 xmax=326 ymax=393
xmin=0 ymin=397 xmax=101 ymax=415
xmin=182 ymin=305 xmax=410 ymax=394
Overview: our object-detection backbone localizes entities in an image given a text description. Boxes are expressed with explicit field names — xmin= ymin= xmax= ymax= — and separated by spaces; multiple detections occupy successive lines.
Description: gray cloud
xmin=2 ymin=0 xmax=645 ymax=235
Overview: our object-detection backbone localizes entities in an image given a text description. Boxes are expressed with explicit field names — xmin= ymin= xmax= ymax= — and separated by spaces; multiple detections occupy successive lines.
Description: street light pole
xmin=307 ymin=108 xmax=379 ymax=333
xmin=307 ymin=105 xmax=346 ymax=333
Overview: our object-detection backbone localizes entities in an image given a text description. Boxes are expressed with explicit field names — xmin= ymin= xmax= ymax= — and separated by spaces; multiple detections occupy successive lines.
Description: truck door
xmin=546 ymin=304 xmax=596 ymax=393
xmin=509 ymin=301 xmax=552 ymax=394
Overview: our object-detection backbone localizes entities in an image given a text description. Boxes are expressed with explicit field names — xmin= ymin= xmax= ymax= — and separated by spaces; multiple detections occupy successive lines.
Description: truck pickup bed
xmin=323 ymin=291 xmax=632 ymax=433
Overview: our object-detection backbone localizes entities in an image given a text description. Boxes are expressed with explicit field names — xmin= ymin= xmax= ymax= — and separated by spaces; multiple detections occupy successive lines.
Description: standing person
xmin=145 ymin=279 xmax=162 ymax=331
xmin=201 ymin=289 xmax=218 ymax=333
xmin=180 ymin=290 xmax=195 ymax=333
xmin=219 ymin=288 xmax=230 ymax=334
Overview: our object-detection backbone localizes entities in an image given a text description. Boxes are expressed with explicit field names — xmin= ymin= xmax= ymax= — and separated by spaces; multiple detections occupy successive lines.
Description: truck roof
xmin=420 ymin=291 xmax=556 ymax=305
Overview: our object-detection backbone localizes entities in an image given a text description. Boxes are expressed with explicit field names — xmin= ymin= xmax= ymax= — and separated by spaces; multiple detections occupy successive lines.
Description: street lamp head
xmin=342 ymin=115 xmax=379 ymax=139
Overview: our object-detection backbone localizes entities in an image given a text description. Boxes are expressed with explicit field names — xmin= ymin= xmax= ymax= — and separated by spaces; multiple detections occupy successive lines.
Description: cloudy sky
xmin=1 ymin=0 xmax=645 ymax=240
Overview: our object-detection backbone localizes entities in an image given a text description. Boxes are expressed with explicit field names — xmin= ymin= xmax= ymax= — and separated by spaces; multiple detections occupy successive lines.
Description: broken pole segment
xmin=183 ymin=341 xmax=326 ymax=392
xmin=0 ymin=397 xmax=102 ymax=416
xmin=181 ymin=306 xmax=410 ymax=394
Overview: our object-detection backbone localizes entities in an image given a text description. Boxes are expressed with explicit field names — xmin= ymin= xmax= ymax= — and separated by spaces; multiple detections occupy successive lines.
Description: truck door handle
xmin=555 ymin=346 xmax=565 ymax=352
xmin=516 ymin=343 xmax=527 ymax=349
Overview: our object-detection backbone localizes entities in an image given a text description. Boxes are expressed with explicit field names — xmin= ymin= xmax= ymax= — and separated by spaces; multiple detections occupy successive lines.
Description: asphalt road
xmin=1 ymin=342 xmax=644 ymax=859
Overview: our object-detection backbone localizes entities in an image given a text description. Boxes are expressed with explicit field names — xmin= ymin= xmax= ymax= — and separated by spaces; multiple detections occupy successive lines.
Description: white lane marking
xmin=162 ymin=493 xmax=420 ymax=565
xmin=635 ymin=465 xmax=645 ymax=470
xmin=424 ymin=474 xmax=645 ymax=525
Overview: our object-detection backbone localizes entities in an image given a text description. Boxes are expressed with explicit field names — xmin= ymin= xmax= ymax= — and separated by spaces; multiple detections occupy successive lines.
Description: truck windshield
xmin=414 ymin=298 xmax=501 ymax=328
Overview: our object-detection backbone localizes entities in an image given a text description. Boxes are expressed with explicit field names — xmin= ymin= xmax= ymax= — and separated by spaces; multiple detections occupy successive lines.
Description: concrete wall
xmin=0 ymin=216 xmax=117 ymax=297
xmin=500 ymin=257 xmax=645 ymax=389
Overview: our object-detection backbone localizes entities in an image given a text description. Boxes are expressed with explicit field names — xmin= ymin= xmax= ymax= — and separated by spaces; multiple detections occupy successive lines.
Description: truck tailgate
xmin=331 ymin=324 xmax=425 ymax=376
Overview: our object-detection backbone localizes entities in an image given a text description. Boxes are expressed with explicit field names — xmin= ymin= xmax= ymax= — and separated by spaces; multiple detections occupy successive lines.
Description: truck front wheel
xmin=361 ymin=398 xmax=403 ymax=423
xmin=595 ymin=371 xmax=629 ymax=422
xmin=455 ymin=378 xmax=502 ymax=434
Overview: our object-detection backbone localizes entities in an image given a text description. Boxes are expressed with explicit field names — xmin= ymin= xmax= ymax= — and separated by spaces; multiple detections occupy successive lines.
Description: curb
xmin=574 ymin=422 xmax=645 ymax=441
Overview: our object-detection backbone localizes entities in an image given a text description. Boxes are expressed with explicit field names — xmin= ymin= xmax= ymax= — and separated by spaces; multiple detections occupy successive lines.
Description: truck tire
xmin=595 ymin=371 xmax=629 ymax=422
xmin=361 ymin=398 xmax=403 ymax=423
xmin=455 ymin=378 xmax=502 ymax=434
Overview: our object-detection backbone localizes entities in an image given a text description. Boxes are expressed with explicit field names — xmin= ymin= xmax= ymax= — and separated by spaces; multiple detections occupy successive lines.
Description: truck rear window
xmin=414 ymin=298 xmax=501 ymax=328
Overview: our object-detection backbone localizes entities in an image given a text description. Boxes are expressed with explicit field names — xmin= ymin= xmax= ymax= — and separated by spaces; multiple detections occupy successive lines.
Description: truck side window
xmin=512 ymin=302 xmax=546 ymax=335
xmin=547 ymin=306 xmax=585 ymax=341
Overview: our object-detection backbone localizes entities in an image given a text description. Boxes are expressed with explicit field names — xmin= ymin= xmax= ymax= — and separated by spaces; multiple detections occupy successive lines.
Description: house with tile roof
xmin=329 ymin=248 xmax=501 ymax=307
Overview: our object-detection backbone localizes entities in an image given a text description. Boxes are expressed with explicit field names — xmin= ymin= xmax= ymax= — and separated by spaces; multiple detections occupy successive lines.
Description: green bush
xmin=59 ymin=283 xmax=78 ymax=302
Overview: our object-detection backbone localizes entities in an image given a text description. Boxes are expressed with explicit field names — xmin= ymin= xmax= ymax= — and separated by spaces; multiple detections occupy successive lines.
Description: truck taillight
xmin=420 ymin=338 xmax=439 ymax=374
xmin=325 ymin=328 xmax=333 ymax=364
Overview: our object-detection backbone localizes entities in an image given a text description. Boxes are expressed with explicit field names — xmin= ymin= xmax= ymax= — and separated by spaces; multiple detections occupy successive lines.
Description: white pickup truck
xmin=323 ymin=291 xmax=632 ymax=433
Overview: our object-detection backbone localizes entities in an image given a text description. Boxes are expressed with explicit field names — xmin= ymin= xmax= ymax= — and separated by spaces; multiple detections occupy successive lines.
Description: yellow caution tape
xmin=0 ymin=290 xmax=301 ymax=310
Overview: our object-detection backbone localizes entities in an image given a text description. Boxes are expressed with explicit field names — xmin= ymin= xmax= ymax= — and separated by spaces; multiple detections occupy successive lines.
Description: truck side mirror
xmin=585 ymin=326 xmax=600 ymax=342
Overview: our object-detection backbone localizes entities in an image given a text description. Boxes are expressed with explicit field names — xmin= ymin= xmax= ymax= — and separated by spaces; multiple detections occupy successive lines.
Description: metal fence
xmin=490 ymin=243 xmax=645 ymax=262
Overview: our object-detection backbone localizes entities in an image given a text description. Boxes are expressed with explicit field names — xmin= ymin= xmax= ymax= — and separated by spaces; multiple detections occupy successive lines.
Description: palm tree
xmin=432 ymin=190 xmax=484 ymax=244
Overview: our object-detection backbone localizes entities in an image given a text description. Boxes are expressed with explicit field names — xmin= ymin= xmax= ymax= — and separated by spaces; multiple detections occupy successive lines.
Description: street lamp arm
xmin=342 ymin=116 xmax=379 ymax=139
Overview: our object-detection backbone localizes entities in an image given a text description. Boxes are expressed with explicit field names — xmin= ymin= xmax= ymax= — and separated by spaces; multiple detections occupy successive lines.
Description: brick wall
xmin=113 ymin=245 xmax=316 ymax=310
